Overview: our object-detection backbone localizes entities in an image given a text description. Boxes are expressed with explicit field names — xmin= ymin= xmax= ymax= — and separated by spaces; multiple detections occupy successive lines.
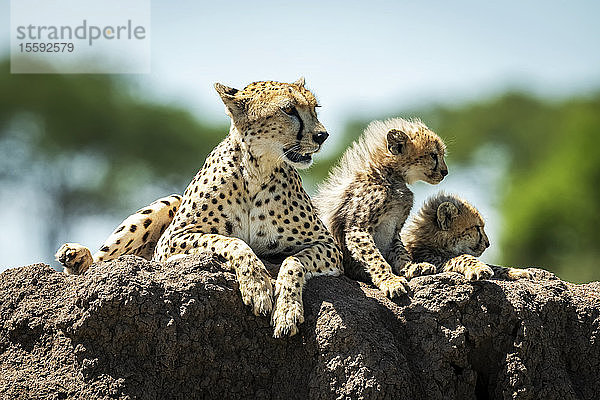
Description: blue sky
xmin=1 ymin=0 xmax=599 ymax=269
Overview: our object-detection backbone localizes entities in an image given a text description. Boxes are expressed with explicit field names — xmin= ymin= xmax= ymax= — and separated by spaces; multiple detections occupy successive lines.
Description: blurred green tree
xmin=0 ymin=60 xmax=226 ymax=256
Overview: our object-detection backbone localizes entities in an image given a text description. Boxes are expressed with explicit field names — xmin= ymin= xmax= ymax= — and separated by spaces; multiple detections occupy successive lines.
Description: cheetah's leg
xmin=55 ymin=194 xmax=181 ymax=275
xmin=488 ymin=264 xmax=532 ymax=280
xmin=271 ymin=241 xmax=342 ymax=338
xmin=388 ymin=232 xmax=437 ymax=280
xmin=345 ymin=228 xmax=410 ymax=298
xmin=162 ymin=233 xmax=274 ymax=317
xmin=442 ymin=254 xmax=494 ymax=280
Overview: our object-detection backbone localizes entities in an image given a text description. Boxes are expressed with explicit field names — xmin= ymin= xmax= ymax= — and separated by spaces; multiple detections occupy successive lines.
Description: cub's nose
xmin=313 ymin=131 xmax=329 ymax=145
xmin=441 ymin=169 xmax=448 ymax=177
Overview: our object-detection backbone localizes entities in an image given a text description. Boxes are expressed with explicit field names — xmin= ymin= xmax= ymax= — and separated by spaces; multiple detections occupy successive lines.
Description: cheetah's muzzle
xmin=283 ymin=147 xmax=313 ymax=164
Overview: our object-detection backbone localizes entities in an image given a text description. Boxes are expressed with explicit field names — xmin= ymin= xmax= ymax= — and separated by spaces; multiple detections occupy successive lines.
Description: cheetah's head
xmin=433 ymin=194 xmax=490 ymax=257
xmin=215 ymin=78 xmax=328 ymax=169
xmin=370 ymin=118 xmax=447 ymax=184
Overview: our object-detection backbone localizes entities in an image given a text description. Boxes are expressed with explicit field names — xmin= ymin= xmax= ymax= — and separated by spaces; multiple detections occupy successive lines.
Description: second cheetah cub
xmin=402 ymin=193 xmax=532 ymax=280
xmin=316 ymin=118 xmax=448 ymax=298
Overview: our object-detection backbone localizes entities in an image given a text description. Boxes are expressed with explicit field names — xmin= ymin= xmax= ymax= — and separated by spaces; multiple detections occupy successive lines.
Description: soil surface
xmin=1 ymin=255 xmax=598 ymax=399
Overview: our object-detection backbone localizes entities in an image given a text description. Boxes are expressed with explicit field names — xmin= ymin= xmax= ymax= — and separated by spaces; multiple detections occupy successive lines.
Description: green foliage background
xmin=1 ymin=60 xmax=598 ymax=282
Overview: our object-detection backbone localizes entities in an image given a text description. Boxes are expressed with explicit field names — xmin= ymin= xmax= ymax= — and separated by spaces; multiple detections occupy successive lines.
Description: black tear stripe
xmin=290 ymin=108 xmax=304 ymax=141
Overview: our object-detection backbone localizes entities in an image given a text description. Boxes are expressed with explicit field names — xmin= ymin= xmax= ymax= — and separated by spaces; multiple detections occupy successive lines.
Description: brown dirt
xmin=1 ymin=255 xmax=599 ymax=399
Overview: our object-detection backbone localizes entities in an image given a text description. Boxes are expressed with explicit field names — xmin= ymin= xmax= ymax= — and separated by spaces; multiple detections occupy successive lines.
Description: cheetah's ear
xmin=214 ymin=83 xmax=245 ymax=117
xmin=386 ymin=129 xmax=409 ymax=155
xmin=437 ymin=202 xmax=459 ymax=230
xmin=293 ymin=77 xmax=305 ymax=87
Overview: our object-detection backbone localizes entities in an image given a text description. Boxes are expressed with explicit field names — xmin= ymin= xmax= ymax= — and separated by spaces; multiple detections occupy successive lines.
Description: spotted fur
xmin=402 ymin=193 xmax=532 ymax=280
xmin=55 ymin=78 xmax=342 ymax=338
xmin=315 ymin=118 xmax=448 ymax=298
xmin=55 ymin=194 xmax=182 ymax=275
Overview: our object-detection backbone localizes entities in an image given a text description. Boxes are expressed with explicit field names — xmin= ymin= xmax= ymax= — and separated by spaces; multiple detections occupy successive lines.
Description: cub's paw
xmin=237 ymin=260 xmax=273 ymax=317
xmin=55 ymin=243 xmax=93 ymax=275
xmin=506 ymin=268 xmax=533 ymax=280
xmin=271 ymin=291 xmax=304 ymax=338
xmin=379 ymin=274 xmax=410 ymax=298
xmin=465 ymin=263 xmax=494 ymax=281
xmin=404 ymin=262 xmax=437 ymax=279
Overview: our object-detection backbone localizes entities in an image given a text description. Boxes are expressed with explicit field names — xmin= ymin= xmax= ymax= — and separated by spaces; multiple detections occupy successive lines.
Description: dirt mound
xmin=1 ymin=255 xmax=598 ymax=399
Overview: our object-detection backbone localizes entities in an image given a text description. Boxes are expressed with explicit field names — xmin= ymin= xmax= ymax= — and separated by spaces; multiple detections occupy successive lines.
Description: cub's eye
xmin=430 ymin=153 xmax=438 ymax=161
xmin=282 ymin=105 xmax=296 ymax=115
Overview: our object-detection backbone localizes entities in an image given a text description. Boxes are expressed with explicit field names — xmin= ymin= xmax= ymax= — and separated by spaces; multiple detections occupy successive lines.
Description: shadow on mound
xmin=1 ymin=255 xmax=599 ymax=399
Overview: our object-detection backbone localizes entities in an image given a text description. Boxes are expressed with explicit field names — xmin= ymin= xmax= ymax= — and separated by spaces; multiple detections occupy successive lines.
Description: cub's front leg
xmin=488 ymin=264 xmax=533 ymax=280
xmin=271 ymin=241 xmax=342 ymax=338
xmin=345 ymin=227 xmax=410 ymax=298
xmin=443 ymin=254 xmax=494 ymax=280
xmin=343 ymin=189 xmax=410 ymax=298
xmin=388 ymin=232 xmax=437 ymax=280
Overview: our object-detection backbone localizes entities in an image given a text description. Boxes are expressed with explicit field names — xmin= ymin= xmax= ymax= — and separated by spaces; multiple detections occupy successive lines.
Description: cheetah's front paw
xmin=237 ymin=264 xmax=273 ymax=317
xmin=378 ymin=275 xmax=410 ymax=298
xmin=403 ymin=262 xmax=437 ymax=280
xmin=465 ymin=263 xmax=494 ymax=281
xmin=271 ymin=291 xmax=304 ymax=338
xmin=55 ymin=243 xmax=93 ymax=275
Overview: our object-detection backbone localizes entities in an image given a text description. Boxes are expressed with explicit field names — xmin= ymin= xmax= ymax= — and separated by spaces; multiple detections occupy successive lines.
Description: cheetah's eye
xmin=282 ymin=105 xmax=296 ymax=115
xmin=430 ymin=153 xmax=438 ymax=161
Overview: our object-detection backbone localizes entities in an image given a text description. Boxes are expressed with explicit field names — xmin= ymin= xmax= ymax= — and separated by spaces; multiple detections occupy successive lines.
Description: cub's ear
xmin=437 ymin=201 xmax=459 ymax=230
xmin=386 ymin=129 xmax=409 ymax=155
xmin=293 ymin=77 xmax=305 ymax=87
xmin=214 ymin=83 xmax=245 ymax=117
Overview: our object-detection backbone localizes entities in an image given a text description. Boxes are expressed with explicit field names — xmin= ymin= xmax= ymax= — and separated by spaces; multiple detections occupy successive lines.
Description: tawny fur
xmin=56 ymin=78 xmax=342 ymax=338
xmin=402 ymin=193 xmax=532 ymax=280
xmin=315 ymin=118 xmax=448 ymax=298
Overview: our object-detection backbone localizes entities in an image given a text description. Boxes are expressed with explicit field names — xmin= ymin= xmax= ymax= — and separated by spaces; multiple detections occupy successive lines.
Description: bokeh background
xmin=1 ymin=1 xmax=599 ymax=282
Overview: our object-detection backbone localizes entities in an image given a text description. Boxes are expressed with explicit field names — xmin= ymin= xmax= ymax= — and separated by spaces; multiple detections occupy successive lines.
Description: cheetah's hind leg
xmin=55 ymin=194 xmax=182 ymax=274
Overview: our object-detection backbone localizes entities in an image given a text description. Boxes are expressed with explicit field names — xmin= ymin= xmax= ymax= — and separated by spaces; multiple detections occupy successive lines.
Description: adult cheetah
xmin=56 ymin=78 xmax=342 ymax=338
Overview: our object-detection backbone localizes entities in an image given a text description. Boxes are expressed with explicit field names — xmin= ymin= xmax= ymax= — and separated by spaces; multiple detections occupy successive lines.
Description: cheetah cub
xmin=316 ymin=118 xmax=448 ymax=298
xmin=402 ymin=193 xmax=532 ymax=280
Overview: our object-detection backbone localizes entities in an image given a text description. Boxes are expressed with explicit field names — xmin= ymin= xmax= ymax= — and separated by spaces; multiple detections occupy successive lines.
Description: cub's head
xmin=364 ymin=118 xmax=447 ymax=184
xmin=406 ymin=193 xmax=490 ymax=257
xmin=214 ymin=78 xmax=328 ymax=169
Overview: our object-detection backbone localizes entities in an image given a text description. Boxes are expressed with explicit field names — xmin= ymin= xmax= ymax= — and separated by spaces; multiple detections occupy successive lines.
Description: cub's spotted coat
xmin=402 ymin=193 xmax=532 ymax=280
xmin=315 ymin=118 xmax=448 ymax=298
xmin=56 ymin=78 xmax=342 ymax=338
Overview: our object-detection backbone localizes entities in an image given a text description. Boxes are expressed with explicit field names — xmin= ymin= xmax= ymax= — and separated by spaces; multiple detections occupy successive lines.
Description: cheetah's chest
xmin=229 ymin=200 xmax=281 ymax=256
xmin=373 ymin=217 xmax=398 ymax=256
xmin=227 ymin=182 xmax=292 ymax=257
xmin=372 ymin=196 xmax=412 ymax=256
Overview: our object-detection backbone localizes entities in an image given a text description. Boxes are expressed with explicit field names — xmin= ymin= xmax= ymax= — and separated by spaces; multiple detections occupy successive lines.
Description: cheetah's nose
xmin=313 ymin=131 xmax=329 ymax=145
xmin=441 ymin=169 xmax=448 ymax=177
